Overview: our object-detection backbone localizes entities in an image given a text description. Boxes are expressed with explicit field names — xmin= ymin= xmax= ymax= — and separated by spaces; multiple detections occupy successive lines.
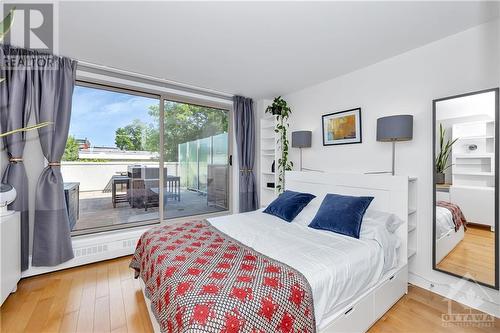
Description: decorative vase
xmin=435 ymin=173 xmax=445 ymax=184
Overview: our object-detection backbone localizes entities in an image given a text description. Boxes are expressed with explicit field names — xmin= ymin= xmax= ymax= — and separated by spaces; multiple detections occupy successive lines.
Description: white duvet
xmin=208 ymin=209 xmax=400 ymax=330
xmin=436 ymin=206 xmax=456 ymax=238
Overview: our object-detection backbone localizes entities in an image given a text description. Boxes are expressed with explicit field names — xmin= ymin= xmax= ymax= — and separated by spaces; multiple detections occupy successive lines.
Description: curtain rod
xmin=77 ymin=60 xmax=235 ymax=101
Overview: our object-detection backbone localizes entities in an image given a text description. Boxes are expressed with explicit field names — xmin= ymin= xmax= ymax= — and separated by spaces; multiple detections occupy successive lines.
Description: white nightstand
xmin=0 ymin=211 xmax=21 ymax=306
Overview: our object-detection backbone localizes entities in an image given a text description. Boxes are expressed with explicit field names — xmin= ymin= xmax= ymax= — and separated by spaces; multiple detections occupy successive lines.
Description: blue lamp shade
xmin=376 ymin=115 xmax=413 ymax=142
xmin=292 ymin=131 xmax=312 ymax=148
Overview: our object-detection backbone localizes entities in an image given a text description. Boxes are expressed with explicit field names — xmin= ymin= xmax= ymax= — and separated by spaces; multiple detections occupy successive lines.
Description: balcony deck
xmin=73 ymin=188 xmax=227 ymax=232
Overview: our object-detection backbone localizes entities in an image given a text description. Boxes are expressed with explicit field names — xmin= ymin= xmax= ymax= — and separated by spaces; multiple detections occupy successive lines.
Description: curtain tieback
xmin=9 ymin=157 xmax=23 ymax=163
xmin=239 ymin=169 xmax=253 ymax=173
xmin=48 ymin=161 xmax=61 ymax=167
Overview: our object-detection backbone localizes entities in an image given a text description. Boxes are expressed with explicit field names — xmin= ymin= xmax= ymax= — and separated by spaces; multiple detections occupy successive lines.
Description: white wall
xmin=258 ymin=20 xmax=500 ymax=315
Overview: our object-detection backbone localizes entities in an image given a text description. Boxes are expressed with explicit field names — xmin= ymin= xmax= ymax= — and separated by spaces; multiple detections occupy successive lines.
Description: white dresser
xmin=0 ymin=211 xmax=21 ymax=306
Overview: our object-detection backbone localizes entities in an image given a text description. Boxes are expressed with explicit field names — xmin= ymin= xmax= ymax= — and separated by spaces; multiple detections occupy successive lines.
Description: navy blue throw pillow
xmin=263 ymin=190 xmax=316 ymax=222
xmin=308 ymin=193 xmax=374 ymax=238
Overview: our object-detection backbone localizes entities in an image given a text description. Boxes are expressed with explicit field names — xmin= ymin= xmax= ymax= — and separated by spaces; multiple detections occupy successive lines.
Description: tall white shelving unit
xmin=451 ymin=120 xmax=495 ymax=229
xmin=407 ymin=177 xmax=418 ymax=262
xmin=452 ymin=120 xmax=495 ymax=186
xmin=260 ymin=115 xmax=278 ymax=207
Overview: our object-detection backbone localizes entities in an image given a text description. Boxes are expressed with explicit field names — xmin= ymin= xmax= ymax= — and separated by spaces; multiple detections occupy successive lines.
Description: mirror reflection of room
xmin=434 ymin=90 xmax=497 ymax=287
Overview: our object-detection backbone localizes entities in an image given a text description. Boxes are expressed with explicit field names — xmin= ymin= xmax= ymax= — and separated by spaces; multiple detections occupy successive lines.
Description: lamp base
xmin=367 ymin=142 xmax=397 ymax=175
xmin=299 ymin=147 xmax=303 ymax=171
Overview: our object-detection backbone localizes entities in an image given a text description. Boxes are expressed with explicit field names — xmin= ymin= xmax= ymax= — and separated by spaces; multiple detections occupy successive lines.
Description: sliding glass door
xmin=64 ymin=81 xmax=230 ymax=235
xmin=162 ymin=100 xmax=230 ymax=220
xmin=64 ymin=83 xmax=161 ymax=234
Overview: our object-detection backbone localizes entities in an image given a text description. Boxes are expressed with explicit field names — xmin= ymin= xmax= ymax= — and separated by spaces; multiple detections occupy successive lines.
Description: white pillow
xmin=292 ymin=192 xmax=327 ymax=226
xmin=363 ymin=210 xmax=404 ymax=234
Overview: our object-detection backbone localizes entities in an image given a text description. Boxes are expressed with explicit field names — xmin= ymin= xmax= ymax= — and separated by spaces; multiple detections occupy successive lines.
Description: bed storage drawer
xmin=373 ymin=266 xmax=408 ymax=319
xmin=324 ymin=293 xmax=374 ymax=333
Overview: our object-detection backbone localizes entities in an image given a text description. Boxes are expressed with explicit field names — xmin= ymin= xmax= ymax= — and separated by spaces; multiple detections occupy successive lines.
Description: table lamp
xmin=376 ymin=115 xmax=413 ymax=175
xmin=292 ymin=131 xmax=312 ymax=171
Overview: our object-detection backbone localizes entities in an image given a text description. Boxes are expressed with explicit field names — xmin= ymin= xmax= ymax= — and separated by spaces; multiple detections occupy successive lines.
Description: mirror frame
xmin=432 ymin=87 xmax=499 ymax=290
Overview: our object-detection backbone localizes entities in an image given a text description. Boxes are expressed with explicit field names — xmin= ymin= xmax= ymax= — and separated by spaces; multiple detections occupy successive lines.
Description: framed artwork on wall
xmin=322 ymin=108 xmax=362 ymax=146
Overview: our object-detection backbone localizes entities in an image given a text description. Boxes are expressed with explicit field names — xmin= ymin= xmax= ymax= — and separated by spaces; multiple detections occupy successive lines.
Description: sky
xmin=69 ymin=85 xmax=159 ymax=147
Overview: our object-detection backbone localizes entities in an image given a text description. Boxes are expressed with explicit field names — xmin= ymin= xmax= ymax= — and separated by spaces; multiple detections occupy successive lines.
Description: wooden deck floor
xmin=73 ymin=190 xmax=225 ymax=232
xmin=1 ymin=256 xmax=498 ymax=333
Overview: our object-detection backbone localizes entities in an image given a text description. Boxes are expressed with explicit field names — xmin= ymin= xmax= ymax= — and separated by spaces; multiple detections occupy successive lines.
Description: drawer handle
xmin=389 ymin=275 xmax=395 ymax=281
xmin=344 ymin=307 xmax=354 ymax=315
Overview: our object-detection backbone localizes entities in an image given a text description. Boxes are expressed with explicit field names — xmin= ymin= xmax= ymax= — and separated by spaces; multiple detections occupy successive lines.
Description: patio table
xmin=150 ymin=176 xmax=181 ymax=204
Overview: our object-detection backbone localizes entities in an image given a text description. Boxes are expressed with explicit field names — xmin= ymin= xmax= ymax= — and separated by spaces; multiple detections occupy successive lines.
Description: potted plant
xmin=435 ymin=124 xmax=458 ymax=184
xmin=266 ymin=96 xmax=293 ymax=193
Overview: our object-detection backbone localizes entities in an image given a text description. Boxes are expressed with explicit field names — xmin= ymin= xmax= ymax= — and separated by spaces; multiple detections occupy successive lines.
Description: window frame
xmin=69 ymin=79 xmax=233 ymax=237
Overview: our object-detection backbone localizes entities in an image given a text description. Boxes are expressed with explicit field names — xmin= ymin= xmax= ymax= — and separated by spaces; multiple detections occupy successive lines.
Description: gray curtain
xmin=31 ymin=51 xmax=77 ymax=266
xmin=0 ymin=45 xmax=33 ymax=271
xmin=233 ymin=96 xmax=258 ymax=212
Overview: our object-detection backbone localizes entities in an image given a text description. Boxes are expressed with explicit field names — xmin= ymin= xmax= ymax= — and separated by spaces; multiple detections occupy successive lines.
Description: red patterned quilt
xmin=437 ymin=201 xmax=467 ymax=231
xmin=130 ymin=220 xmax=316 ymax=333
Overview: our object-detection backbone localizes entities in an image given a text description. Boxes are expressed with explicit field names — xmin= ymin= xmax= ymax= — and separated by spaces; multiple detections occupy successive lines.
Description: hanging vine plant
xmin=266 ymin=96 xmax=293 ymax=193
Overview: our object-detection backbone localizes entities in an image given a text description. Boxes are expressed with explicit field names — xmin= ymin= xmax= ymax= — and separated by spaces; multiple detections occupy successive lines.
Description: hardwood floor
xmin=1 ymin=256 xmax=498 ymax=333
xmin=437 ymin=225 xmax=495 ymax=286
xmin=0 ymin=256 xmax=153 ymax=333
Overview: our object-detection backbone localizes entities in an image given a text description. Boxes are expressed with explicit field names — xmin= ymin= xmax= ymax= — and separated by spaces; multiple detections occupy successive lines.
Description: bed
xmin=435 ymin=205 xmax=465 ymax=264
xmin=135 ymin=171 xmax=410 ymax=333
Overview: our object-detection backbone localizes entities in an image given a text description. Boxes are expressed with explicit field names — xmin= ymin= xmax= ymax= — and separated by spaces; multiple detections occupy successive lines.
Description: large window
xmin=63 ymin=82 xmax=230 ymax=235
xmin=162 ymin=100 xmax=229 ymax=219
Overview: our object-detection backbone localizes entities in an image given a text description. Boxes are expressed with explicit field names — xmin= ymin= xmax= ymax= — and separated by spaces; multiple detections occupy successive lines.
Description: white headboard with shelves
xmin=285 ymin=171 xmax=410 ymax=266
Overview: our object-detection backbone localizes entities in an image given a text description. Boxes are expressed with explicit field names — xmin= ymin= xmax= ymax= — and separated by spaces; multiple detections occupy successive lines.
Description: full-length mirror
xmin=433 ymin=88 xmax=499 ymax=289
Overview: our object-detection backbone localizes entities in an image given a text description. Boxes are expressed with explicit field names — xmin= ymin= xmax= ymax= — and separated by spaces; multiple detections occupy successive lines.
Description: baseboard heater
xmin=22 ymin=227 xmax=148 ymax=278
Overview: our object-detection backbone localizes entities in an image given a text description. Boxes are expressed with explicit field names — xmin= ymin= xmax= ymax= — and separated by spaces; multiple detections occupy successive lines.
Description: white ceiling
xmin=59 ymin=1 xmax=500 ymax=99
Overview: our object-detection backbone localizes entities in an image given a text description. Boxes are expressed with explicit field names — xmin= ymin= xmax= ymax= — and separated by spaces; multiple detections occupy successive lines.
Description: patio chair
xmin=127 ymin=166 xmax=168 ymax=211
xmin=127 ymin=178 xmax=158 ymax=210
